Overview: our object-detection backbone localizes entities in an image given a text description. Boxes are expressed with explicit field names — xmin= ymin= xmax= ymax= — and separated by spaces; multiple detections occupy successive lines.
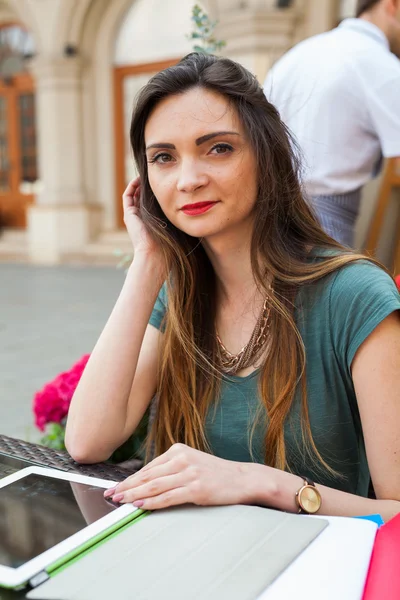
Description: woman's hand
xmin=123 ymin=177 xmax=162 ymax=259
xmin=103 ymin=444 xmax=258 ymax=510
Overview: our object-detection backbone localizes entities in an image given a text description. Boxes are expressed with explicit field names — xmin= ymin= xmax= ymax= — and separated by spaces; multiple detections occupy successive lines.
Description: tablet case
xmin=27 ymin=504 xmax=328 ymax=600
xmin=27 ymin=509 xmax=148 ymax=589
xmin=0 ymin=508 xmax=147 ymax=591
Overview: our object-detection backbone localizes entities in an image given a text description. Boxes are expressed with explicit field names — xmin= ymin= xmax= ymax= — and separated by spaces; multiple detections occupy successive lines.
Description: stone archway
xmin=71 ymin=0 xmax=215 ymax=231
xmin=6 ymin=0 xmax=217 ymax=238
xmin=79 ymin=0 xmax=137 ymax=231
xmin=33 ymin=0 xmax=141 ymax=232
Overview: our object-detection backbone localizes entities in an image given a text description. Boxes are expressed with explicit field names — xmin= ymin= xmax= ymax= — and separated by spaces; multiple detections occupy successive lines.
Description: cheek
xmin=230 ymin=164 xmax=258 ymax=211
xmin=147 ymin=172 xmax=173 ymax=213
xmin=147 ymin=170 xmax=160 ymax=198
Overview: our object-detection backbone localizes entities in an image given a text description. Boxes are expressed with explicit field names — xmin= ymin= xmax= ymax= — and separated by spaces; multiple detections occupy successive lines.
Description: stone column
xmin=302 ymin=0 xmax=338 ymax=38
xmin=27 ymin=56 xmax=101 ymax=263
xmin=216 ymin=1 xmax=300 ymax=82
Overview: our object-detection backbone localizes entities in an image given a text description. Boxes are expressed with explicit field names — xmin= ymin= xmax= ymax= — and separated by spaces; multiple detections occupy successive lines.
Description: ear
xmin=386 ymin=0 xmax=399 ymax=16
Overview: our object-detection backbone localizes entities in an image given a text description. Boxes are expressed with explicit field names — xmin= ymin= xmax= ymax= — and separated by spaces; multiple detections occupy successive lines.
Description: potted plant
xmin=32 ymin=354 xmax=148 ymax=462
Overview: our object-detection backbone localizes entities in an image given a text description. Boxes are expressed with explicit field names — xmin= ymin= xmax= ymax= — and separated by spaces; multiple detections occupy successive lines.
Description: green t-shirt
xmin=149 ymin=260 xmax=400 ymax=497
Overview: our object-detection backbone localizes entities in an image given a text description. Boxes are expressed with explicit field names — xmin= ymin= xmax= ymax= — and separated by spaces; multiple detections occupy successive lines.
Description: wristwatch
xmin=295 ymin=476 xmax=322 ymax=514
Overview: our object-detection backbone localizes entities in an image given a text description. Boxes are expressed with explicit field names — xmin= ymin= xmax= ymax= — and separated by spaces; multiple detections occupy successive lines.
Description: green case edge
xmin=47 ymin=509 xmax=150 ymax=577
xmin=0 ymin=510 xmax=150 ymax=591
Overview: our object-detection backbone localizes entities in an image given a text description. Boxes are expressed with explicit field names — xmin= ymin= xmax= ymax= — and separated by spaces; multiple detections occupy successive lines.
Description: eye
xmin=148 ymin=152 xmax=174 ymax=164
xmin=209 ymin=143 xmax=234 ymax=155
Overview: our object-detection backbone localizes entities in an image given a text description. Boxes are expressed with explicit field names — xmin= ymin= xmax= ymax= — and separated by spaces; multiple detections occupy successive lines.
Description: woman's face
xmin=144 ymin=87 xmax=258 ymax=244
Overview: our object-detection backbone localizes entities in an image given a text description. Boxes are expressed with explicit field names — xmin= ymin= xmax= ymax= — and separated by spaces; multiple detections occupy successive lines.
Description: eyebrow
xmin=145 ymin=131 xmax=240 ymax=151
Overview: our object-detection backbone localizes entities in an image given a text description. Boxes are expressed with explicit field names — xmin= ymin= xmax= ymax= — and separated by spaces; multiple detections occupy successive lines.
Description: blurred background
xmin=0 ymin=0 xmax=397 ymax=265
xmin=0 ymin=0 xmax=398 ymax=442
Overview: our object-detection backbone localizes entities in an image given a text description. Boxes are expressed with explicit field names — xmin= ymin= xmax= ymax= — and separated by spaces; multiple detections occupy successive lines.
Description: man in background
xmin=264 ymin=0 xmax=400 ymax=247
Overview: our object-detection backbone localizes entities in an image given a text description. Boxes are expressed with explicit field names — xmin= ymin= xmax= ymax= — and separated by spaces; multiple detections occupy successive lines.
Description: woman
xmin=65 ymin=53 xmax=400 ymax=521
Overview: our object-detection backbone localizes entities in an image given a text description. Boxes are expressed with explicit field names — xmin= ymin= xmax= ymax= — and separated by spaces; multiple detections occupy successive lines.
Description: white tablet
xmin=0 ymin=466 xmax=143 ymax=590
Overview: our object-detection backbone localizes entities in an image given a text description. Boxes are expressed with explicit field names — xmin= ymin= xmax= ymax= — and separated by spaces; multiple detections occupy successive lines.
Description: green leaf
xmin=188 ymin=4 xmax=226 ymax=55
xmin=40 ymin=422 xmax=66 ymax=451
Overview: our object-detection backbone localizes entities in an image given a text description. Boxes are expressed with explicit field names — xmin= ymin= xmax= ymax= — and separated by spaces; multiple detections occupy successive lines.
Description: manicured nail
xmin=112 ymin=493 xmax=124 ymax=502
xmin=104 ymin=488 xmax=116 ymax=498
xmin=133 ymin=500 xmax=144 ymax=508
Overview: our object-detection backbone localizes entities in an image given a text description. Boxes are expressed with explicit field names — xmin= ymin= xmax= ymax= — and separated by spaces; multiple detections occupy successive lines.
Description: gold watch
xmin=295 ymin=476 xmax=322 ymax=514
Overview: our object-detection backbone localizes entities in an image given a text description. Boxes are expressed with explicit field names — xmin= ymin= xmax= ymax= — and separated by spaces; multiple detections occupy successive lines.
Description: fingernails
xmin=112 ymin=493 xmax=124 ymax=503
xmin=104 ymin=488 xmax=116 ymax=498
xmin=133 ymin=500 xmax=144 ymax=508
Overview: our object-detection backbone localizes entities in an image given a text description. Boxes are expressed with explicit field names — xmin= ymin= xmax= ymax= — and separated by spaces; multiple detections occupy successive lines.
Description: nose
xmin=176 ymin=159 xmax=208 ymax=193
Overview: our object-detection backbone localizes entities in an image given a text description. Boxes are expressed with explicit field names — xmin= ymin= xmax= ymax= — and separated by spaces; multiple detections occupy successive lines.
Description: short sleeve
xmin=364 ymin=74 xmax=400 ymax=157
xmin=149 ymin=283 xmax=167 ymax=332
xmin=329 ymin=262 xmax=400 ymax=372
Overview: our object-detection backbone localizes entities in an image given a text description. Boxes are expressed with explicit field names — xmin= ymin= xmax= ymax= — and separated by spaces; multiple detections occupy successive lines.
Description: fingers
xmin=111 ymin=460 xmax=181 ymax=495
xmin=112 ymin=473 xmax=185 ymax=506
xmin=136 ymin=451 xmax=172 ymax=475
xmin=133 ymin=487 xmax=188 ymax=510
xmin=103 ymin=451 xmax=176 ymax=499
xmin=134 ymin=443 xmax=187 ymax=475
xmin=122 ymin=176 xmax=141 ymax=213
xmin=103 ymin=445 xmax=198 ymax=511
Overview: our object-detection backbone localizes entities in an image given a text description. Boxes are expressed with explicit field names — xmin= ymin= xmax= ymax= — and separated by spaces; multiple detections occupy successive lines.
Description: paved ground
xmin=1 ymin=263 xmax=125 ymax=441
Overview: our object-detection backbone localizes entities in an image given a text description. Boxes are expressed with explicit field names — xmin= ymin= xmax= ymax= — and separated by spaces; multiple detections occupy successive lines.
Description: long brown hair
xmin=130 ymin=53 xmax=377 ymax=473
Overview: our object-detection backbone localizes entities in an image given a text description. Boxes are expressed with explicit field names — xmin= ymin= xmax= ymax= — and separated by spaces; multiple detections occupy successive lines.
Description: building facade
xmin=1 ymin=0 xmax=394 ymax=265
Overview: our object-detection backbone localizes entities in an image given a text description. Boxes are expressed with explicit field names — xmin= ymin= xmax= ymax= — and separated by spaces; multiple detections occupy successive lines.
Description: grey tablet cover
xmin=27 ymin=504 xmax=327 ymax=600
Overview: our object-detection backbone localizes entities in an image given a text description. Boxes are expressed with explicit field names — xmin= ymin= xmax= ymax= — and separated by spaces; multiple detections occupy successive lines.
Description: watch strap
xmin=302 ymin=476 xmax=316 ymax=487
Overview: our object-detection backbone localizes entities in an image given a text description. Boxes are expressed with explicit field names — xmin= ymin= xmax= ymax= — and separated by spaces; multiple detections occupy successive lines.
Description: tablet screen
xmin=0 ymin=453 xmax=39 ymax=479
xmin=0 ymin=473 xmax=118 ymax=568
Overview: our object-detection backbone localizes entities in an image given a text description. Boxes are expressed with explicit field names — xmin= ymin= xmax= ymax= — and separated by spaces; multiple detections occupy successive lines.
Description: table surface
xmin=0 ymin=434 xmax=143 ymax=600
xmin=0 ymin=434 xmax=142 ymax=481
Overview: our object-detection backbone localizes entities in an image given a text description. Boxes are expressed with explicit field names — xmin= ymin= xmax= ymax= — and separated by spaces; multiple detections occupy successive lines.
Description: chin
xmin=172 ymin=217 xmax=225 ymax=239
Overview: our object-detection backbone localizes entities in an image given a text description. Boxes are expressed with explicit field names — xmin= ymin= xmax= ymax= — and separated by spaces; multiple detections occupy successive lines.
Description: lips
xmin=180 ymin=201 xmax=219 ymax=216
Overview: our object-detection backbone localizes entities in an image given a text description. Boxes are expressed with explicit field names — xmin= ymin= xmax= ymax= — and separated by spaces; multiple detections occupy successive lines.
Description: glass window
xmin=18 ymin=93 xmax=37 ymax=186
xmin=0 ymin=25 xmax=35 ymax=77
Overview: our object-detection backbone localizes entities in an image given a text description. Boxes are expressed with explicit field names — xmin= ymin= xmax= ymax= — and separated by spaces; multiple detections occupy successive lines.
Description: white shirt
xmin=264 ymin=19 xmax=400 ymax=196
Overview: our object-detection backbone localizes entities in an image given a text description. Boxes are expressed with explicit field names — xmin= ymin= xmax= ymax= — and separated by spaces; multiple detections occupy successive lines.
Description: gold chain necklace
xmin=216 ymin=293 xmax=272 ymax=375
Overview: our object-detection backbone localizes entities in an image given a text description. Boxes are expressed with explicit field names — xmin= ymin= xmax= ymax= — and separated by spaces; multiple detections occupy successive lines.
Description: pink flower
xmin=395 ymin=275 xmax=400 ymax=292
xmin=33 ymin=354 xmax=90 ymax=431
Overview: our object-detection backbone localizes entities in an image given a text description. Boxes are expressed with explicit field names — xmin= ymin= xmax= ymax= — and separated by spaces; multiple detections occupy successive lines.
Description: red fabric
xmin=395 ymin=275 xmax=400 ymax=291
xmin=362 ymin=513 xmax=400 ymax=600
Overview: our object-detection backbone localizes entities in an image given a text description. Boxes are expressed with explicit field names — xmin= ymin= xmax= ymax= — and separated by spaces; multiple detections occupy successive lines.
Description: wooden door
xmin=114 ymin=59 xmax=179 ymax=228
xmin=0 ymin=73 xmax=37 ymax=228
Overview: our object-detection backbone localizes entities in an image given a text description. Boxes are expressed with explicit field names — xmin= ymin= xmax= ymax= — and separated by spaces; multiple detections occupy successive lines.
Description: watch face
xmin=299 ymin=486 xmax=321 ymax=514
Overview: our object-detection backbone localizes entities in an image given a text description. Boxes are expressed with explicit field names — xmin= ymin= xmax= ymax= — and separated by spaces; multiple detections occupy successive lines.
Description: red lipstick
xmin=181 ymin=201 xmax=219 ymax=216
